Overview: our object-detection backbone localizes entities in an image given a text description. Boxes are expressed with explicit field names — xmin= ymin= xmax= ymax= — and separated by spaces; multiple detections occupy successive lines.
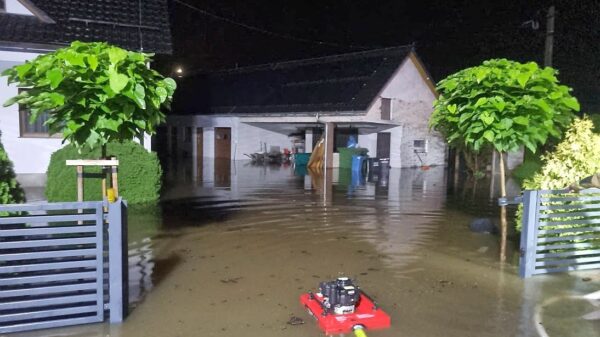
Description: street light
xmin=174 ymin=66 xmax=184 ymax=78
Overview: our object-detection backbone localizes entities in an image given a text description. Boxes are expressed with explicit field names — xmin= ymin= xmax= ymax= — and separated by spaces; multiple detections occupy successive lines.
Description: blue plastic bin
xmin=351 ymin=155 xmax=367 ymax=173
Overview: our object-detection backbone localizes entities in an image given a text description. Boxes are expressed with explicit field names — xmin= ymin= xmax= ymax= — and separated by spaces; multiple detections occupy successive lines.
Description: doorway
xmin=214 ymin=127 xmax=231 ymax=160
xmin=377 ymin=132 xmax=391 ymax=159
xmin=214 ymin=127 xmax=231 ymax=187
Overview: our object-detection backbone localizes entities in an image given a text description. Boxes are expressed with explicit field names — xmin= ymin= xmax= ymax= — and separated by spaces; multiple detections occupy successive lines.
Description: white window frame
xmin=413 ymin=139 xmax=427 ymax=153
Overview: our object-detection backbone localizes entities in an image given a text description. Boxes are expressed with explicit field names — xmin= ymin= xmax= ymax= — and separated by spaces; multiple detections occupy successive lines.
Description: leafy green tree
xmin=430 ymin=58 xmax=580 ymax=197
xmin=2 ymin=41 xmax=176 ymax=155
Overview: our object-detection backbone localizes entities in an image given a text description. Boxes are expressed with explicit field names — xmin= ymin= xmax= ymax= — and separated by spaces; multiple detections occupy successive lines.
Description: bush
xmin=516 ymin=117 xmax=600 ymax=230
xmin=512 ymin=155 xmax=543 ymax=185
xmin=0 ymin=131 xmax=25 ymax=205
xmin=589 ymin=113 xmax=600 ymax=133
xmin=523 ymin=117 xmax=600 ymax=191
xmin=46 ymin=141 xmax=162 ymax=204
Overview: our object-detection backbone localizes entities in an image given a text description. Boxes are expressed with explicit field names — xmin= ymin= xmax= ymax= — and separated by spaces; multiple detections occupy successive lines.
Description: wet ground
xmin=13 ymin=162 xmax=600 ymax=337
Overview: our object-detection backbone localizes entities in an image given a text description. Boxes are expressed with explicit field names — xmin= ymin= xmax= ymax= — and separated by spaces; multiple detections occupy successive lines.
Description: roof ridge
xmin=200 ymin=44 xmax=415 ymax=76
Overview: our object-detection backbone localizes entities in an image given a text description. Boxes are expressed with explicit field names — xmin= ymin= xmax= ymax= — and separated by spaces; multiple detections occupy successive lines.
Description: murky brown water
xmin=12 ymin=163 xmax=600 ymax=337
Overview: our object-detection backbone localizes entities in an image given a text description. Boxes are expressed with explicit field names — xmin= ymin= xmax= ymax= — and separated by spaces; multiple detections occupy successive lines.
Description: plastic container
xmin=338 ymin=148 xmax=368 ymax=169
xmin=294 ymin=153 xmax=311 ymax=166
xmin=351 ymin=155 xmax=367 ymax=173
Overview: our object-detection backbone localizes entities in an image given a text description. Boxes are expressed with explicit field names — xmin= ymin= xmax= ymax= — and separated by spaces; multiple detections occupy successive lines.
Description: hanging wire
xmin=172 ymin=0 xmax=375 ymax=50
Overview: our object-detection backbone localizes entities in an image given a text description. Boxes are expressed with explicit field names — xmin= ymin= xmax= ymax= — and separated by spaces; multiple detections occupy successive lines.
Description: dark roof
xmin=0 ymin=0 xmax=171 ymax=54
xmin=173 ymin=46 xmax=414 ymax=115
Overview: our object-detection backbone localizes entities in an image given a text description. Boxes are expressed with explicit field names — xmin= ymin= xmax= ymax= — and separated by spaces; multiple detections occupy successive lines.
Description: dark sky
xmin=154 ymin=0 xmax=599 ymax=111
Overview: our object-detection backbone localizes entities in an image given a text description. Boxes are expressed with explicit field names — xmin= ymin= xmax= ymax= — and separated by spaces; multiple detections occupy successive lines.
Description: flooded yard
xmin=13 ymin=162 xmax=600 ymax=337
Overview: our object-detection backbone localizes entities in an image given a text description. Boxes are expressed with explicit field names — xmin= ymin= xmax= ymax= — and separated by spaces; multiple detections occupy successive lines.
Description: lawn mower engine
xmin=300 ymin=277 xmax=391 ymax=335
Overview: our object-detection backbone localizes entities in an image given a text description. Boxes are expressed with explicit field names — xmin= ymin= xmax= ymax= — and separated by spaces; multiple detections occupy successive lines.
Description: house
xmin=0 ymin=0 xmax=171 ymax=187
xmin=166 ymin=46 xmax=447 ymax=172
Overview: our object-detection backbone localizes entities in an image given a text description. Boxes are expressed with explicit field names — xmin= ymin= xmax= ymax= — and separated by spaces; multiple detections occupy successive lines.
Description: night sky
xmin=154 ymin=0 xmax=600 ymax=111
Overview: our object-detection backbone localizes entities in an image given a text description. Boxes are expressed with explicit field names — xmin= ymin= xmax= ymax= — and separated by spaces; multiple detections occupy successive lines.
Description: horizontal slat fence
xmin=520 ymin=188 xmax=600 ymax=277
xmin=0 ymin=199 xmax=127 ymax=334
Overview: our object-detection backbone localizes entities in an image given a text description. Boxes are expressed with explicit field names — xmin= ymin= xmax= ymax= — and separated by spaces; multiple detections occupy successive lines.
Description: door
xmin=377 ymin=132 xmax=391 ymax=159
xmin=214 ymin=128 xmax=231 ymax=187
xmin=214 ymin=127 xmax=231 ymax=160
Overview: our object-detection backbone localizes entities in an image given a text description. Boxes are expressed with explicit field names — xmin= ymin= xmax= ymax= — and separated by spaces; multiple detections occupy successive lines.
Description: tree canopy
xmin=430 ymin=59 xmax=579 ymax=154
xmin=2 ymin=41 xmax=176 ymax=150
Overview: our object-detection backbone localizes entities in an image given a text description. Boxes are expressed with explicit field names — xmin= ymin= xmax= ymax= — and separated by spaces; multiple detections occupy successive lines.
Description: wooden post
xmin=101 ymin=168 xmax=107 ymax=201
xmin=111 ymin=163 xmax=119 ymax=198
xmin=76 ymin=165 xmax=84 ymax=202
xmin=67 ymin=159 xmax=119 ymax=202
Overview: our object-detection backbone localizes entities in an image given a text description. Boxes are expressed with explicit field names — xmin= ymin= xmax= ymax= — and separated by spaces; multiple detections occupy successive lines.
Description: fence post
xmin=519 ymin=190 xmax=540 ymax=278
xmin=108 ymin=198 xmax=129 ymax=322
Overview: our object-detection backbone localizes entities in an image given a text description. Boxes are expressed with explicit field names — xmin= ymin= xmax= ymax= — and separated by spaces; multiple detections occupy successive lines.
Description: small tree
xmin=0 ymin=131 xmax=25 ymax=206
xmin=430 ymin=59 xmax=579 ymax=197
xmin=2 ymin=41 xmax=176 ymax=155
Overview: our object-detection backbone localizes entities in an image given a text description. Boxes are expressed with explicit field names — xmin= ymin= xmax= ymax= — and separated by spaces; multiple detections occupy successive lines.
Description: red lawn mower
xmin=300 ymin=277 xmax=391 ymax=336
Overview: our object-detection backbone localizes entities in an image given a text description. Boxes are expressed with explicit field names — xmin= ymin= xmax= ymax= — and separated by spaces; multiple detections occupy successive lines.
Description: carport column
xmin=191 ymin=127 xmax=198 ymax=182
xmin=305 ymin=129 xmax=314 ymax=153
xmin=324 ymin=122 xmax=335 ymax=168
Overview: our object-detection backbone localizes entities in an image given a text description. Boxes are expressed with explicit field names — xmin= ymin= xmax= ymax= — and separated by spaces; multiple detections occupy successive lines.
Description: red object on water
xmin=299 ymin=292 xmax=391 ymax=335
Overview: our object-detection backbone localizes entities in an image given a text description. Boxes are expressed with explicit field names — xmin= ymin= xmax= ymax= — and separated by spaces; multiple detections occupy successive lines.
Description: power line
xmin=172 ymin=0 xmax=374 ymax=50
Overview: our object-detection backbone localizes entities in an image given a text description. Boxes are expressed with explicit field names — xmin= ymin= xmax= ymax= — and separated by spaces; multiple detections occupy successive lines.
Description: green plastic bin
xmin=338 ymin=148 xmax=368 ymax=169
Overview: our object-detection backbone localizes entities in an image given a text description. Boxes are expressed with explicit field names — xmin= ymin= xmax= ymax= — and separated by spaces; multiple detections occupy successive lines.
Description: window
xmin=381 ymin=98 xmax=392 ymax=120
xmin=413 ymin=139 xmax=427 ymax=153
xmin=19 ymin=90 xmax=56 ymax=137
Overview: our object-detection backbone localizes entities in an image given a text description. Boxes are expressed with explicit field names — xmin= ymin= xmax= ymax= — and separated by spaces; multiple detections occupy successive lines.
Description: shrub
xmin=46 ymin=141 xmax=161 ymax=204
xmin=589 ymin=113 xmax=600 ymax=133
xmin=0 ymin=131 xmax=25 ymax=205
xmin=516 ymin=117 xmax=600 ymax=230
xmin=523 ymin=117 xmax=600 ymax=191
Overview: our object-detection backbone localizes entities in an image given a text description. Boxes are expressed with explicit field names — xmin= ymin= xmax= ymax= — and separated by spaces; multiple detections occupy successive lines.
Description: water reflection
xmin=12 ymin=160 xmax=600 ymax=337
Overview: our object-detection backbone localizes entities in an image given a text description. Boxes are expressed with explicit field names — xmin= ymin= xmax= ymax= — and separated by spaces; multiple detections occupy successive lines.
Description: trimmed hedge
xmin=0 ymin=131 xmax=25 ymax=205
xmin=46 ymin=141 xmax=162 ymax=204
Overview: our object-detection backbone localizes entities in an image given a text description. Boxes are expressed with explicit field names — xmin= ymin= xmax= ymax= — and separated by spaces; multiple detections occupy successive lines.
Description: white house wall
xmin=167 ymin=116 xmax=291 ymax=160
xmin=364 ymin=55 xmax=447 ymax=168
xmin=0 ymin=51 xmax=63 ymax=185
xmin=6 ymin=0 xmax=35 ymax=15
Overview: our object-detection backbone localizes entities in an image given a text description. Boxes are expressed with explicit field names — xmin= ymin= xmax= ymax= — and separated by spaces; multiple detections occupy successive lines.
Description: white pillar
xmin=191 ymin=127 xmax=198 ymax=182
xmin=305 ymin=129 xmax=314 ymax=153
xmin=324 ymin=123 xmax=335 ymax=168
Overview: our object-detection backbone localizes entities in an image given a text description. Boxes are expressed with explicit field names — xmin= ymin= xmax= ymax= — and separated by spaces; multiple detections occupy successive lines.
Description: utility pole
xmin=544 ymin=5 xmax=555 ymax=67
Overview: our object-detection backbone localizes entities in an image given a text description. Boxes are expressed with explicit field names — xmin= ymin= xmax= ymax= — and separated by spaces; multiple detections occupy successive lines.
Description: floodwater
xmin=13 ymin=161 xmax=600 ymax=337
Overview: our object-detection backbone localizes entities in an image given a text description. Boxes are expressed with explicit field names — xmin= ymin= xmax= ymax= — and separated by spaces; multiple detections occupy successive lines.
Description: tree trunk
xmin=498 ymin=151 xmax=506 ymax=198
xmin=454 ymin=149 xmax=460 ymax=189
xmin=498 ymin=150 xmax=507 ymax=262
